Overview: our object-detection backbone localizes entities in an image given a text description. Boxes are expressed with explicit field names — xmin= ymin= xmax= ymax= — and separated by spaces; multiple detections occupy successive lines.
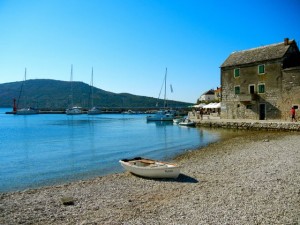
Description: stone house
xmin=198 ymin=89 xmax=215 ymax=102
xmin=220 ymin=38 xmax=300 ymax=120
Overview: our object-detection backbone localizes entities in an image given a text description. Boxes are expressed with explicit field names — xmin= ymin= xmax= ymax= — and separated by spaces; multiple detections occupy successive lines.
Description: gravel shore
xmin=1 ymin=131 xmax=300 ymax=225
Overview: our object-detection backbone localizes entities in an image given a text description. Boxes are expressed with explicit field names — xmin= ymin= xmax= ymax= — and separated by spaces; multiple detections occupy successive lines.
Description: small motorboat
xmin=119 ymin=157 xmax=181 ymax=179
xmin=173 ymin=117 xmax=184 ymax=124
xmin=179 ymin=119 xmax=196 ymax=127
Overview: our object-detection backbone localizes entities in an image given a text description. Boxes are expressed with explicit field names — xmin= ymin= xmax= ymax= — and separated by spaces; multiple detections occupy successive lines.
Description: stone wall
xmin=195 ymin=120 xmax=300 ymax=131
xmin=281 ymin=67 xmax=300 ymax=120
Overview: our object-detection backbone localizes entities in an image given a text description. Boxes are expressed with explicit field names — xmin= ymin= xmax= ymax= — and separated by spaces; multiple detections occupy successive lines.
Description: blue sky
xmin=0 ymin=0 xmax=299 ymax=103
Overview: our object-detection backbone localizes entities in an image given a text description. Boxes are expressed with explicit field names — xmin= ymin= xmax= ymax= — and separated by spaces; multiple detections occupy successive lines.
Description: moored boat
xmin=178 ymin=119 xmax=196 ymax=127
xmin=66 ymin=106 xmax=82 ymax=115
xmin=66 ymin=65 xmax=82 ymax=115
xmin=146 ymin=110 xmax=175 ymax=121
xmin=146 ymin=68 xmax=176 ymax=122
xmin=15 ymin=68 xmax=39 ymax=115
xmin=119 ymin=157 xmax=181 ymax=179
xmin=173 ymin=116 xmax=184 ymax=124
xmin=16 ymin=107 xmax=39 ymax=115
xmin=87 ymin=106 xmax=103 ymax=115
xmin=87 ymin=67 xmax=103 ymax=115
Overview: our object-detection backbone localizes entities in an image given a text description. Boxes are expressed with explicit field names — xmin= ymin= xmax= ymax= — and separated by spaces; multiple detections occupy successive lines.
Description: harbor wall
xmin=194 ymin=119 xmax=300 ymax=131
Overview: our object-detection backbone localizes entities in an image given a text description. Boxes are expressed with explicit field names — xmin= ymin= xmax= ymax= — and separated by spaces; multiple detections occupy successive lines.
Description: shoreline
xmin=1 ymin=131 xmax=300 ymax=224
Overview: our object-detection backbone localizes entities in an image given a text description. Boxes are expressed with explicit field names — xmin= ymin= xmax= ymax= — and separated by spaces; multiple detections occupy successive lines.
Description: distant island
xmin=0 ymin=79 xmax=192 ymax=110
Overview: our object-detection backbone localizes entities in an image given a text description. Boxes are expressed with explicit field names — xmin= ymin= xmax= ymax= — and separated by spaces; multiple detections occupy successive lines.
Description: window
xmin=258 ymin=84 xmax=265 ymax=93
xmin=249 ymin=85 xmax=255 ymax=94
xmin=234 ymin=86 xmax=240 ymax=94
xmin=246 ymin=104 xmax=252 ymax=109
xmin=258 ymin=64 xmax=265 ymax=74
xmin=234 ymin=68 xmax=240 ymax=78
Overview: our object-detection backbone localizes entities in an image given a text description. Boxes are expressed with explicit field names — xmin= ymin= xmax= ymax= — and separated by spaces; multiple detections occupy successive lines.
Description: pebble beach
xmin=1 ymin=131 xmax=300 ymax=225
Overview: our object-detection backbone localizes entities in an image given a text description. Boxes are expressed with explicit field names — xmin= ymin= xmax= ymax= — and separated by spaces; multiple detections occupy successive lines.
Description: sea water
xmin=0 ymin=108 xmax=227 ymax=192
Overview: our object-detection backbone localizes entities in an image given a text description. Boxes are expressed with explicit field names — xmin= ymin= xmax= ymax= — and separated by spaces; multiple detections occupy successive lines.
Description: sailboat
xmin=146 ymin=68 xmax=176 ymax=121
xmin=65 ymin=65 xmax=83 ymax=115
xmin=16 ymin=68 xmax=39 ymax=115
xmin=87 ymin=67 xmax=102 ymax=115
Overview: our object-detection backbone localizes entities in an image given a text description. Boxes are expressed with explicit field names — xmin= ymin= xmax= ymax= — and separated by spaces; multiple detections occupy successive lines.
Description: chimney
xmin=284 ymin=38 xmax=289 ymax=45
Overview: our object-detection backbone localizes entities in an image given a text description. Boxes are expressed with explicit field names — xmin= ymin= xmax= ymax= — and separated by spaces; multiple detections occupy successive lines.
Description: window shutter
xmin=234 ymin=68 xmax=240 ymax=77
xmin=258 ymin=65 xmax=265 ymax=74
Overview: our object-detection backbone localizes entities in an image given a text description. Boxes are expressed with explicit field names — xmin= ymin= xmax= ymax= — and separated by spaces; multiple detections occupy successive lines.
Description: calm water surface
xmin=0 ymin=108 xmax=233 ymax=192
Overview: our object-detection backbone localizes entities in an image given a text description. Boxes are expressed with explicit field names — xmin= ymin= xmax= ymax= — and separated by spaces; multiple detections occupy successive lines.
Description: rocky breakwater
xmin=195 ymin=119 xmax=300 ymax=131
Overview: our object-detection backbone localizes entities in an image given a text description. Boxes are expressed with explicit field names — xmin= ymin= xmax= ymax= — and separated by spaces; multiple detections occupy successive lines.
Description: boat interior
xmin=122 ymin=157 xmax=175 ymax=168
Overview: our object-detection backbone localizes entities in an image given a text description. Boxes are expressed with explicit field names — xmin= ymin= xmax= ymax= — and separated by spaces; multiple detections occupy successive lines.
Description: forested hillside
xmin=0 ymin=79 xmax=192 ymax=109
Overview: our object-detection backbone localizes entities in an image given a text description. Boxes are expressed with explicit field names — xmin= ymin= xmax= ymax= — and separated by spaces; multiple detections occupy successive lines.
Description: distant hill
xmin=0 ymin=79 xmax=192 ymax=109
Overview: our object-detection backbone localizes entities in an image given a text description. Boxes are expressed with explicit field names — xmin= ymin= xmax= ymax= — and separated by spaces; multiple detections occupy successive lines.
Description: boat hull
xmin=87 ymin=107 xmax=103 ymax=115
xmin=119 ymin=158 xmax=180 ymax=179
xmin=173 ymin=118 xmax=184 ymax=123
xmin=179 ymin=121 xmax=196 ymax=127
xmin=179 ymin=119 xmax=196 ymax=127
xmin=66 ymin=107 xmax=82 ymax=115
xmin=146 ymin=110 xmax=175 ymax=122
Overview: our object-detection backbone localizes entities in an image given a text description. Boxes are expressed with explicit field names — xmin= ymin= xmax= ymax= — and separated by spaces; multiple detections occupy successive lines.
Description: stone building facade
xmin=220 ymin=38 xmax=300 ymax=120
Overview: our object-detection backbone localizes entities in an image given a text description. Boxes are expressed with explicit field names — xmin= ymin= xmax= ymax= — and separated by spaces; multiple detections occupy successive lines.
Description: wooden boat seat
xmin=138 ymin=159 xmax=155 ymax=164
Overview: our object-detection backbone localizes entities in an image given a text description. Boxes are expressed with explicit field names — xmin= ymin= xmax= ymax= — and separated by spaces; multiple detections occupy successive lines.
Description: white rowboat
xmin=119 ymin=157 xmax=181 ymax=179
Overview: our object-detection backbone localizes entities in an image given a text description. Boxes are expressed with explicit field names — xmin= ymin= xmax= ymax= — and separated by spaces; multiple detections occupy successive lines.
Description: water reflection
xmin=146 ymin=120 xmax=174 ymax=126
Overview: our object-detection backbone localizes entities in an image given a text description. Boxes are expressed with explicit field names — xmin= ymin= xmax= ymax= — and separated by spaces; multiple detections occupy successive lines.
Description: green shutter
xmin=258 ymin=84 xmax=265 ymax=93
xmin=258 ymin=65 xmax=265 ymax=74
xmin=234 ymin=68 xmax=240 ymax=77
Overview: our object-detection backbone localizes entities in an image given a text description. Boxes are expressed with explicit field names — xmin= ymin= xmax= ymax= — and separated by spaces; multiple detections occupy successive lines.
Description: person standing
xmin=290 ymin=106 xmax=297 ymax=122
xmin=200 ymin=108 xmax=204 ymax=120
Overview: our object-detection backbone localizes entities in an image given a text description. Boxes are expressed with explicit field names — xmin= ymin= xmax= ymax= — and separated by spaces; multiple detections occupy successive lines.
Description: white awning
xmin=203 ymin=102 xmax=221 ymax=109
xmin=192 ymin=104 xmax=206 ymax=108
xmin=214 ymin=102 xmax=221 ymax=108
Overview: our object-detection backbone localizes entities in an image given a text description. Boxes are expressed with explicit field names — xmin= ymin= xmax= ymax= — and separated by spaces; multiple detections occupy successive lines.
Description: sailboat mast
xmin=164 ymin=68 xmax=167 ymax=108
xmin=24 ymin=68 xmax=27 ymax=107
xmin=91 ymin=67 xmax=94 ymax=108
xmin=17 ymin=68 xmax=26 ymax=109
xmin=70 ymin=64 xmax=73 ymax=107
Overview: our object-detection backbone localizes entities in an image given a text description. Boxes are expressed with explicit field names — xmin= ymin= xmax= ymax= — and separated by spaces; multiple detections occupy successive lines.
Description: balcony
xmin=234 ymin=94 xmax=258 ymax=102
